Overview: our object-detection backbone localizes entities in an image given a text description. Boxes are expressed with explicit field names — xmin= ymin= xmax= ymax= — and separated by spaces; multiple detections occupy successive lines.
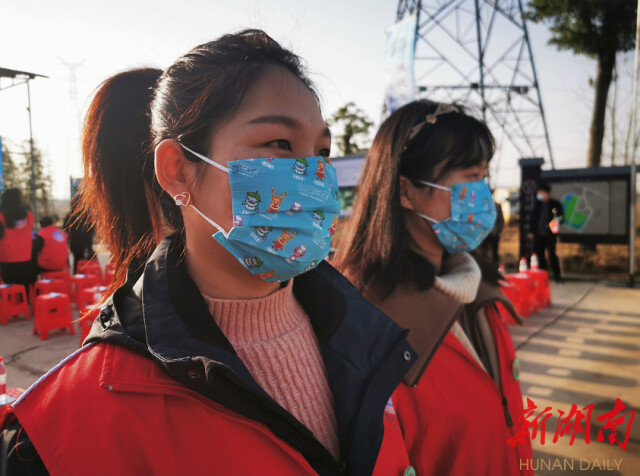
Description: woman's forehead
xmin=235 ymin=67 xmax=325 ymax=130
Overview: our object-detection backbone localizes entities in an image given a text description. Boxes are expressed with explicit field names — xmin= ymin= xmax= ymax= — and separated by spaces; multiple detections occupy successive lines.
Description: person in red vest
xmin=334 ymin=100 xmax=533 ymax=476
xmin=0 ymin=188 xmax=34 ymax=288
xmin=33 ymin=215 xmax=69 ymax=274
xmin=1 ymin=31 xmax=416 ymax=475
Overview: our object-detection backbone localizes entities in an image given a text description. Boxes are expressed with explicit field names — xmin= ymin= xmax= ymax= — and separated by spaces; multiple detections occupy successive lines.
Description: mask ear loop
xmin=412 ymin=180 xmax=452 ymax=224
xmin=414 ymin=211 xmax=439 ymax=224
xmin=417 ymin=180 xmax=451 ymax=192
xmin=189 ymin=204 xmax=231 ymax=239
xmin=177 ymin=144 xmax=231 ymax=238
xmin=180 ymin=143 xmax=229 ymax=173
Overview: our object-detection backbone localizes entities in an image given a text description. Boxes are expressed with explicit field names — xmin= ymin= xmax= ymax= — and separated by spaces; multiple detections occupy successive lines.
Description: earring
xmin=173 ymin=192 xmax=191 ymax=207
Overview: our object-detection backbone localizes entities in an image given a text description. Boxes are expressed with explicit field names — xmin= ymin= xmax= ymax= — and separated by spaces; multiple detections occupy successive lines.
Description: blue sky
xmin=0 ymin=0 xmax=632 ymax=198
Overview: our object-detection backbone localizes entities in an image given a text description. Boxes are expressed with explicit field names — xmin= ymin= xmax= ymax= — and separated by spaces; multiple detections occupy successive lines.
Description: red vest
xmin=392 ymin=305 xmax=533 ymax=476
xmin=37 ymin=225 xmax=68 ymax=270
xmin=3 ymin=343 xmax=412 ymax=476
xmin=0 ymin=211 xmax=33 ymax=262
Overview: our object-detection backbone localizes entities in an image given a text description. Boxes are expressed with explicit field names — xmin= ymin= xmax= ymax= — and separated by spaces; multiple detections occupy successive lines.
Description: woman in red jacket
xmin=334 ymin=100 xmax=533 ymax=475
xmin=0 ymin=31 xmax=416 ymax=475
xmin=0 ymin=188 xmax=34 ymax=288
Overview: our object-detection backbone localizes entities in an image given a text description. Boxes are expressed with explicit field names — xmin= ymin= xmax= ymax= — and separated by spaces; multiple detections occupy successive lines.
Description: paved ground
xmin=511 ymin=279 xmax=640 ymax=475
xmin=1 ymin=272 xmax=638 ymax=475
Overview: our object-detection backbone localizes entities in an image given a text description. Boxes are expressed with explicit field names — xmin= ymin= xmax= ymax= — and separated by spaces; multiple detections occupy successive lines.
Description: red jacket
xmin=0 ymin=210 xmax=33 ymax=262
xmin=1 ymin=235 xmax=417 ymax=476
xmin=392 ymin=305 xmax=533 ymax=476
xmin=2 ymin=342 xmax=411 ymax=476
xmin=368 ymin=267 xmax=533 ymax=476
xmin=37 ymin=225 xmax=68 ymax=270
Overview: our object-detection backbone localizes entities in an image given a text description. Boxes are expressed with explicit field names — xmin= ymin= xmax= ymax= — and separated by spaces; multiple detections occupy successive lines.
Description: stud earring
xmin=173 ymin=192 xmax=191 ymax=207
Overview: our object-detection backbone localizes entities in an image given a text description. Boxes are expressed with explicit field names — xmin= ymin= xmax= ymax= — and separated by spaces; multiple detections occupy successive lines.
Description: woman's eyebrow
xmin=246 ymin=115 xmax=299 ymax=128
xmin=246 ymin=116 xmax=331 ymax=139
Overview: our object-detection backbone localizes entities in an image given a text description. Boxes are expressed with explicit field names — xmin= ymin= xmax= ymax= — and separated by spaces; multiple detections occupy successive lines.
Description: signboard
xmin=519 ymin=161 xmax=632 ymax=259
xmin=383 ymin=14 xmax=418 ymax=114
xmin=540 ymin=167 xmax=631 ymax=244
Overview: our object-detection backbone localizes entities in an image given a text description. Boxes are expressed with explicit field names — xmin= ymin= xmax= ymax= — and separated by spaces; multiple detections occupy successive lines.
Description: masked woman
xmin=0 ymin=31 xmax=416 ymax=475
xmin=334 ymin=101 xmax=533 ymax=476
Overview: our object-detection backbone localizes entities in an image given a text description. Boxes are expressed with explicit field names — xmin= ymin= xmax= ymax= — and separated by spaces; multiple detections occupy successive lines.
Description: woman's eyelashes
xmin=266 ymin=139 xmax=292 ymax=152
xmin=264 ymin=139 xmax=330 ymax=158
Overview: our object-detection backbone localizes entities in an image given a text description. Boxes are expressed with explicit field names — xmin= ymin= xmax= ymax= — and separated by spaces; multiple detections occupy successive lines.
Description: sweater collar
xmin=433 ymin=252 xmax=482 ymax=304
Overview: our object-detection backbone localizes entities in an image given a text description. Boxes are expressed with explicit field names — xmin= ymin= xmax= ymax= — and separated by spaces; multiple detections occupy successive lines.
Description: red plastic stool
xmin=33 ymin=293 xmax=75 ymax=340
xmin=504 ymin=273 xmax=537 ymax=317
xmin=0 ymin=284 xmax=30 ymax=324
xmin=70 ymin=274 xmax=99 ymax=308
xmin=34 ymin=279 xmax=67 ymax=298
xmin=40 ymin=270 xmax=71 ymax=295
xmin=79 ymin=305 xmax=100 ymax=346
xmin=77 ymin=285 xmax=108 ymax=313
xmin=78 ymin=261 xmax=103 ymax=284
xmin=525 ymin=269 xmax=551 ymax=308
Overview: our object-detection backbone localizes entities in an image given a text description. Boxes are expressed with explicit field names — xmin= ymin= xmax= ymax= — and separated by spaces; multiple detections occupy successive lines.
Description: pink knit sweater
xmin=202 ymin=280 xmax=340 ymax=459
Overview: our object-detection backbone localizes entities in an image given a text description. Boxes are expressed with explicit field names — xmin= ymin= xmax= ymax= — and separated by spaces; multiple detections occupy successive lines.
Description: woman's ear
xmin=155 ymin=140 xmax=196 ymax=198
xmin=399 ymin=176 xmax=418 ymax=210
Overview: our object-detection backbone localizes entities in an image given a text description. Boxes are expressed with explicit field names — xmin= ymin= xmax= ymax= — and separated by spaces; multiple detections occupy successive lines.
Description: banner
xmin=383 ymin=14 xmax=418 ymax=114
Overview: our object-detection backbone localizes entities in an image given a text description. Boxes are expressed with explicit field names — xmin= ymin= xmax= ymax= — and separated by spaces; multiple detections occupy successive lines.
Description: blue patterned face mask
xmin=413 ymin=179 xmax=496 ymax=253
xmin=178 ymin=144 xmax=340 ymax=282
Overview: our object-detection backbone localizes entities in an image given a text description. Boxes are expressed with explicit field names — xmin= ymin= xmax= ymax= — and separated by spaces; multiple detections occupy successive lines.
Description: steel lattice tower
xmin=396 ymin=0 xmax=555 ymax=170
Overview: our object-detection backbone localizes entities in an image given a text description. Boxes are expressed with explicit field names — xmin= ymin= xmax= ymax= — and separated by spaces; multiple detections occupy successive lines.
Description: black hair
xmin=0 ymin=188 xmax=28 ymax=229
xmin=39 ymin=216 xmax=54 ymax=228
xmin=334 ymin=100 xmax=495 ymax=298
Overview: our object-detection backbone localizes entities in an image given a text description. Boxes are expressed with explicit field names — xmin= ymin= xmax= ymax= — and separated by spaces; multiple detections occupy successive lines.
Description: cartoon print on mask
xmin=304 ymin=260 xmax=319 ymax=272
xmin=290 ymin=201 xmax=303 ymax=212
xmin=272 ymin=228 xmax=298 ymax=251
xmin=315 ymin=158 xmax=326 ymax=181
xmin=467 ymin=213 xmax=475 ymax=223
xmin=256 ymin=269 xmax=279 ymax=280
xmin=242 ymin=191 xmax=262 ymax=213
xmin=292 ymin=158 xmax=309 ymax=175
xmin=483 ymin=197 xmax=491 ymax=210
xmin=233 ymin=215 xmax=244 ymax=227
xmin=289 ymin=244 xmax=307 ymax=261
xmin=267 ymin=188 xmax=287 ymax=213
xmin=458 ymin=186 xmax=468 ymax=203
xmin=329 ymin=214 xmax=339 ymax=236
xmin=244 ymin=256 xmax=264 ymax=269
xmin=229 ymin=163 xmax=259 ymax=176
xmin=470 ymin=190 xmax=476 ymax=207
xmin=312 ymin=210 xmax=325 ymax=227
xmin=255 ymin=226 xmax=274 ymax=240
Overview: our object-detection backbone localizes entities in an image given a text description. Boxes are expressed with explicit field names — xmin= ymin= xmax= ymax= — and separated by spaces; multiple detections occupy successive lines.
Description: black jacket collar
xmin=87 ymin=236 xmax=415 ymax=476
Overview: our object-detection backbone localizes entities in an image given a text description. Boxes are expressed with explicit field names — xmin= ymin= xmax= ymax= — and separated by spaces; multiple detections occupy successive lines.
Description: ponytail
xmin=80 ymin=68 xmax=163 ymax=291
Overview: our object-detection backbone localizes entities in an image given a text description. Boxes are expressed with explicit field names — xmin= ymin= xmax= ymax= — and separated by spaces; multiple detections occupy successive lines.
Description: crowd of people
xmin=0 ymin=188 xmax=95 ymax=288
xmin=1 ymin=30 xmax=535 ymax=475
